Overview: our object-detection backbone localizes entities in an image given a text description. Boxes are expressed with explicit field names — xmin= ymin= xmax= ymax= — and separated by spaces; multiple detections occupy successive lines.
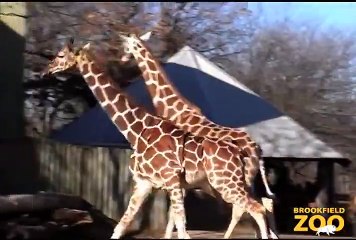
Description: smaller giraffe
xmin=117 ymin=31 xmax=277 ymax=238
xmin=42 ymin=39 xmax=274 ymax=239
xmin=118 ymin=31 xmax=274 ymax=197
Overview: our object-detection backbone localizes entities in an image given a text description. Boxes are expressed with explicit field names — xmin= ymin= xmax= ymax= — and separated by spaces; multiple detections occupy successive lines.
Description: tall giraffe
xmin=41 ymin=39 xmax=274 ymax=239
xmin=118 ymin=32 xmax=277 ymax=238
xmin=41 ymin=40 xmax=191 ymax=239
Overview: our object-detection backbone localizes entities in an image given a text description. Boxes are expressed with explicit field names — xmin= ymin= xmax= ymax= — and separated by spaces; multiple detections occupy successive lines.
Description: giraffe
xmin=41 ymin=39 xmax=273 ymax=239
xmin=117 ymin=31 xmax=278 ymax=238
xmin=41 ymin=40 xmax=192 ymax=239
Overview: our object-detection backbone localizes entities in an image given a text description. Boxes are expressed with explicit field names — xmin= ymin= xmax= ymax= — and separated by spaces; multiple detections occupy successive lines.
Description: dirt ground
xmin=132 ymin=222 xmax=355 ymax=239
xmin=134 ymin=230 xmax=355 ymax=239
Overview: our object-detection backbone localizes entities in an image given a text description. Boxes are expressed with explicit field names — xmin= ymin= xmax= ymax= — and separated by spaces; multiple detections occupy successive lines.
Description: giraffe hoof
xmin=110 ymin=231 xmax=121 ymax=239
xmin=270 ymin=231 xmax=279 ymax=239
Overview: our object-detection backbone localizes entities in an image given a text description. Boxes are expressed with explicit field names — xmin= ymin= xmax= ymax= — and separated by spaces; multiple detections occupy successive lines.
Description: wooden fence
xmin=33 ymin=138 xmax=354 ymax=235
xmin=34 ymin=138 xmax=168 ymax=232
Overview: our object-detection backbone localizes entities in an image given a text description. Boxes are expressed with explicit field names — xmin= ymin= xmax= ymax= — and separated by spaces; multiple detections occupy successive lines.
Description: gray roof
xmin=168 ymin=46 xmax=348 ymax=163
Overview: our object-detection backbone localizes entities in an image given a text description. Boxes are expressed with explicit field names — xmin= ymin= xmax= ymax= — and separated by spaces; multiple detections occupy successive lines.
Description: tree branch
xmin=0 ymin=12 xmax=31 ymax=18
xmin=210 ymin=50 xmax=244 ymax=58
xmin=24 ymin=50 xmax=54 ymax=60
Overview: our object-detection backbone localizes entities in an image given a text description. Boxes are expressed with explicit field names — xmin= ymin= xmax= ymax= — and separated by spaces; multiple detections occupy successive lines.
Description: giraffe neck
xmin=76 ymin=51 xmax=157 ymax=147
xmin=131 ymin=44 xmax=249 ymax=143
xmin=131 ymin=44 xmax=202 ymax=120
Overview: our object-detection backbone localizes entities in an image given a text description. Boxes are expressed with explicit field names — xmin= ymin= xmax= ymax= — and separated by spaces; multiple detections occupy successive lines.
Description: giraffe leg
xmin=164 ymin=189 xmax=186 ymax=239
xmin=223 ymin=203 xmax=245 ymax=239
xmin=258 ymin=159 xmax=278 ymax=238
xmin=247 ymin=192 xmax=277 ymax=238
xmin=166 ymin=186 xmax=190 ymax=239
xmin=244 ymin=155 xmax=277 ymax=238
xmin=163 ymin=205 xmax=175 ymax=239
xmin=245 ymin=197 xmax=269 ymax=239
xmin=223 ymin=197 xmax=278 ymax=239
xmin=111 ymin=178 xmax=153 ymax=239
xmin=261 ymin=197 xmax=278 ymax=239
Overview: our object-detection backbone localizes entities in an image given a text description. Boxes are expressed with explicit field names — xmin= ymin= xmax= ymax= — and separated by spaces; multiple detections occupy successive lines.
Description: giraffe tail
xmin=259 ymin=159 xmax=275 ymax=199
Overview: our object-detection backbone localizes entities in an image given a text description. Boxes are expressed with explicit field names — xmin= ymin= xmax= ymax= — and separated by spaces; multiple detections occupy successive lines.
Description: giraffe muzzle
xmin=120 ymin=54 xmax=131 ymax=62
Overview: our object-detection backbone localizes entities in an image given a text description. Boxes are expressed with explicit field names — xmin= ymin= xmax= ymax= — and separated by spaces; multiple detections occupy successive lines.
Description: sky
xmin=248 ymin=2 xmax=356 ymax=31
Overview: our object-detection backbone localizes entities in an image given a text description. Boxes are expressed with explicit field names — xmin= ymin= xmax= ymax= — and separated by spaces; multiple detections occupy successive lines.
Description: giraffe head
xmin=118 ymin=31 xmax=152 ymax=62
xmin=41 ymin=38 xmax=91 ymax=77
xmin=41 ymin=38 xmax=141 ymax=89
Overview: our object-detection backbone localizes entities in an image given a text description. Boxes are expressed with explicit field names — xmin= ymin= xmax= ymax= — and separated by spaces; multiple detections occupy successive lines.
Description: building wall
xmin=35 ymin=139 xmax=168 ymax=232
xmin=0 ymin=2 xmax=35 ymax=198
xmin=0 ymin=2 xmax=26 ymax=139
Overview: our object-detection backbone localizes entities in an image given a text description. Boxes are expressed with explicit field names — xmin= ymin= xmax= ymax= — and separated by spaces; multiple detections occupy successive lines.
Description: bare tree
xmin=222 ymin=18 xmax=356 ymax=187
xmin=23 ymin=2 xmax=149 ymax=136
xmin=16 ymin=3 xmax=356 ymax=173
xmin=22 ymin=2 xmax=252 ymax=136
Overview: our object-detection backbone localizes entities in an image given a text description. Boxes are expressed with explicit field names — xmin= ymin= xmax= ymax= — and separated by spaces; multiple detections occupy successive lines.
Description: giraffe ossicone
xmin=139 ymin=31 xmax=152 ymax=41
xmin=83 ymin=42 xmax=91 ymax=49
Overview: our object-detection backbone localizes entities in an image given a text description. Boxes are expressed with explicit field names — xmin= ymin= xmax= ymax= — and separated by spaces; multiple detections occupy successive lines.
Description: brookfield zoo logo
xmin=293 ymin=207 xmax=345 ymax=236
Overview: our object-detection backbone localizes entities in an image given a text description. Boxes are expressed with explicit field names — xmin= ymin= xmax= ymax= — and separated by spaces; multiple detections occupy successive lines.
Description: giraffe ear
xmin=139 ymin=31 xmax=152 ymax=41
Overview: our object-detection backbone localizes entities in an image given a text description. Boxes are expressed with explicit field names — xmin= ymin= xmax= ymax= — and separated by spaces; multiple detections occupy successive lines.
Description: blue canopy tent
xmin=49 ymin=62 xmax=282 ymax=148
